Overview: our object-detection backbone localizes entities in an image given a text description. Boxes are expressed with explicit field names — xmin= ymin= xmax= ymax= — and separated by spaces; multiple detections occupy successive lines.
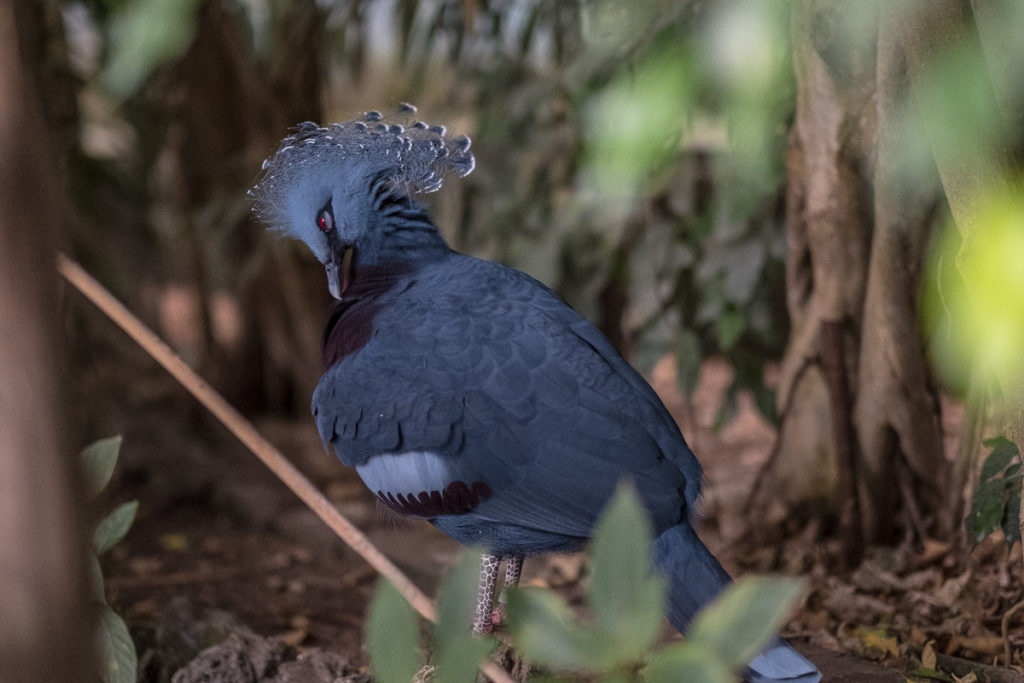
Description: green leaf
xmin=644 ymin=642 xmax=732 ymax=683
xmin=366 ymin=579 xmax=422 ymax=683
xmin=980 ymin=437 xmax=1020 ymax=481
xmin=81 ymin=436 xmax=123 ymax=499
xmin=686 ymin=576 xmax=804 ymax=670
xmin=588 ymin=481 xmax=665 ymax=666
xmin=966 ymin=478 xmax=1008 ymax=543
xmin=97 ymin=604 xmax=137 ymax=683
xmin=505 ymin=587 xmax=596 ymax=671
xmin=93 ymin=501 xmax=138 ymax=556
xmin=434 ymin=551 xmax=495 ymax=683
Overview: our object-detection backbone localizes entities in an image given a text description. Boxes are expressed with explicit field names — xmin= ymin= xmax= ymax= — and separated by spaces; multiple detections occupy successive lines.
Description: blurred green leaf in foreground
xmin=368 ymin=482 xmax=805 ymax=681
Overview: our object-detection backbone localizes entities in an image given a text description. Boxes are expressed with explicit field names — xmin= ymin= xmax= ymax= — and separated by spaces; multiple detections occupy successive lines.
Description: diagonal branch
xmin=57 ymin=253 xmax=515 ymax=683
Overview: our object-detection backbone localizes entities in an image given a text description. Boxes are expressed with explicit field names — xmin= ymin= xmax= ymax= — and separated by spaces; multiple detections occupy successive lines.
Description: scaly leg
xmin=473 ymin=553 xmax=502 ymax=635
xmin=493 ymin=554 xmax=524 ymax=626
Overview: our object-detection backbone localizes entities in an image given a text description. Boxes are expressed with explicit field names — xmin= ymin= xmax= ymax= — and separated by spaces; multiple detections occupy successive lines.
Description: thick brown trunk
xmin=854 ymin=11 xmax=947 ymax=541
xmin=0 ymin=3 xmax=93 ymax=680
xmin=769 ymin=0 xmax=875 ymax=518
xmin=764 ymin=1 xmax=948 ymax=547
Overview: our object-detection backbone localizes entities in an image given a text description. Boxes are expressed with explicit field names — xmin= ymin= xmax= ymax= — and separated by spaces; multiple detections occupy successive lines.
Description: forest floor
xmin=82 ymin=336 xmax=1024 ymax=682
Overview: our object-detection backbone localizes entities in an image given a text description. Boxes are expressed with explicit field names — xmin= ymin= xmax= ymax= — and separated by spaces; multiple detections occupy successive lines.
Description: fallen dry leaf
xmin=922 ymin=639 xmax=937 ymax=669
xmin=949 ymin=634 xmax=1003 ymax=656
xmin=934 ymin=571 xmax=972 ymax=608
xmin=952 ymin=673 xmax=978 ymax=683
xmin=918 ymin=539 xmax=953 ymax=565
xmin=861 ymin=628 xmax=900 ymax=658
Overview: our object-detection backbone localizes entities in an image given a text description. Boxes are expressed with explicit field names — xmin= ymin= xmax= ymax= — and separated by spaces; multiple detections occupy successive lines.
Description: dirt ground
xmin=81 ymin=333 xmax=1024 ymax=682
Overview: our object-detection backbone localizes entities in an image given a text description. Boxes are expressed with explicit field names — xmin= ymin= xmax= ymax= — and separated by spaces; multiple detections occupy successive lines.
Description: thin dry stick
xmin=57 ymin=254 xmax=514 ymax=683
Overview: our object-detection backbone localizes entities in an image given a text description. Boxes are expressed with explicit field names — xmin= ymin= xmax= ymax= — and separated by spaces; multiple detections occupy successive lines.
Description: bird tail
xmin=653 ymin=523 xmax=821 ymax=683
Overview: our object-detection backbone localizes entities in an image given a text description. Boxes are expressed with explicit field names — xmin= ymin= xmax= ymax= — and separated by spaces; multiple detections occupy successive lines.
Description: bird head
xmin=249 ymin=104 xmax=474 ymax=299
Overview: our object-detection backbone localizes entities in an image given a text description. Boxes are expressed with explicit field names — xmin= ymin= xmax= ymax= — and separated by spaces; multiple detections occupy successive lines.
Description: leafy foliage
xmin=965 ymin=437 xmax=1022 ymax=545
xmin=82 ymin=436 xmax=138 ymax=683
xmin=507 ymin=483 xmax=803 ymax=680
xmin=368 ymin=484 xmax=804 ymax=681
xmin=641 ymin=576 xmax=804 ymax=683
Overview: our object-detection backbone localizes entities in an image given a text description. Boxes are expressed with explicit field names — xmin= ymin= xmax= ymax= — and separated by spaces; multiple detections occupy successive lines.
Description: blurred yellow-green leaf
xmin=924 ymin=189 xmax=1024 ymax=392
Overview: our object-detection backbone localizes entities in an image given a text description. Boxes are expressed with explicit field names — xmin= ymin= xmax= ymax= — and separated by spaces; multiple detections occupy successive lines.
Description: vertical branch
xmin=0 ymin=3 xmax=93 ymax=680
xmin=820 ymin=320 xmax=864 ymax=566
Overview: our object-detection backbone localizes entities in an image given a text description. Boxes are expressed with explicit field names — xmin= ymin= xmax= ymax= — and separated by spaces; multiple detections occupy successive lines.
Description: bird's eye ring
xmin=317 ymin=208 xmax=334 ymax=233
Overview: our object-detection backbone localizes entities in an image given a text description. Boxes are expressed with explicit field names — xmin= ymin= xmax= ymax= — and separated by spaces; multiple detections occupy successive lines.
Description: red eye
xmin=317 ymin=209 xmax=333 ymax=233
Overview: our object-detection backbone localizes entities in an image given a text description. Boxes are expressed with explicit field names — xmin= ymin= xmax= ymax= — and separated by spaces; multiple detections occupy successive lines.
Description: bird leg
xmin=492 ymin=554 xmax=523 ymax=626
xmin=473 ymin=553 xmax=502 ymax=635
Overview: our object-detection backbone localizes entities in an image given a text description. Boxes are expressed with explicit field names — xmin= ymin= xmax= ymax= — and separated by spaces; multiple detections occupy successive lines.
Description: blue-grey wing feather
xmin=312 ymin=256 xmax=699 ymax=540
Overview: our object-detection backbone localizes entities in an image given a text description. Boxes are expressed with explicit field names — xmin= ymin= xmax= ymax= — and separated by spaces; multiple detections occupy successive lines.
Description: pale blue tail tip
xmin=746 ymin=639 xmax=821 ymax=683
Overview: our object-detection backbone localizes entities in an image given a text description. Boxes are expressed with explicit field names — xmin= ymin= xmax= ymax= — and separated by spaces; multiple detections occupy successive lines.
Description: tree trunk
xmin=0 ymin=3 xmax=94 ymax=680
xmin=770 ymin=0 xmax=877 ymax=522
xmin=853 ymin=9 xmax=947 ymax=544
xmin=761 ymin=0 xmax=949 ymax=549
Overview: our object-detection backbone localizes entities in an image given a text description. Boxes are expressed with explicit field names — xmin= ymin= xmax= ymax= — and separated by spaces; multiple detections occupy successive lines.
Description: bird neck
xmin=372 ymin=195 xmax=452 ymax=267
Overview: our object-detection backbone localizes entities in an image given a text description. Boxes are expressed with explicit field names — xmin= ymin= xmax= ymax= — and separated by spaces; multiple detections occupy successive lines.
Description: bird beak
xmin=325 ymin=244 xmax=354 ymax=300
